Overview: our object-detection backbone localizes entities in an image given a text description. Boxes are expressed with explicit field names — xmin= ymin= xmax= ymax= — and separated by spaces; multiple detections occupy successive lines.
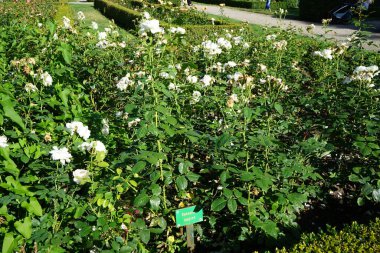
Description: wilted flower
xmin=40 ymin=71 xmax=52 ymax=86
xmin=322 ymin=18 xmax=332 ymax=26
xmin=77 ymin=11 xmax=85 ymax=21
xmin=128 ymin=118 xmax=141 ymax=128
xmin=66 ymin=121 xmax=91 ymax=140
xmin=273 ymin=40 xmax=287 ymax=50
xmin=62 ymin=16 xmax=71 ymax=29
xmin=121 ymin=223 xmax=128 ymax=230
xmin=101 ymin=118 xmax=109 ymax=136
xmin=0 ymin=136 xmax=8 ymax=148
xmin=25 ymin=83 xmax=38 ymax=92
xmin=73 ymin=169 xmax=90 ymax=184
xmin=306 ymin=24 xmax=315 ymax=33
xmin=50 ymin=146 xmax=72 ymax=165
xmin=44 ymin=133 xmax=52 ymax=142
xmin=258 ymin=63 xmax=267 ymax=72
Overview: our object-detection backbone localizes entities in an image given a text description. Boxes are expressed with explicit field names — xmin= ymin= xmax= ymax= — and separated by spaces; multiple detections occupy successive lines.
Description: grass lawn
xmin=69 ymin=2 xmax=135 ymax=38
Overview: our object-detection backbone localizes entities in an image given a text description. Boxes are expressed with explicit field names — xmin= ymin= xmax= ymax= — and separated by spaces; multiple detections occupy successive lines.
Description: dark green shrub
xmin=94 ymin=0 xmax=246 ymax=37
xmin=299 ymin=0 xmax=343 ymax=21
xmin=277 ymin=218 xmax=380 ymax=253
xmin=94 ymin=0 xmax=143 ymax=31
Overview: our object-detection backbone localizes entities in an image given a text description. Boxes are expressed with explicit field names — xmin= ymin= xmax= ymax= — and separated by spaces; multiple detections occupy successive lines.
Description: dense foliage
xmin=0 ymin=0 xmax=379 ymax=252
xmin=277 ymin=218 xmax=380 ymax=252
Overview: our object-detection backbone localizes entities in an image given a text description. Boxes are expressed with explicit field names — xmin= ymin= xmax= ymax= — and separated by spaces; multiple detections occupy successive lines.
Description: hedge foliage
xmin=94 ymin=0 xmax=143 ymax=31
xmin=277 ymin=218 xmax=380 ymax=253
xmin=94 ymin=0 xmax=246 ymax=39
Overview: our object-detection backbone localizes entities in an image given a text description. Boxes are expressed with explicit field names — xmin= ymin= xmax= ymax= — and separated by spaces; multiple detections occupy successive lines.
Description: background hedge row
xmin=94 ymin=0 xmax=247 ymax=39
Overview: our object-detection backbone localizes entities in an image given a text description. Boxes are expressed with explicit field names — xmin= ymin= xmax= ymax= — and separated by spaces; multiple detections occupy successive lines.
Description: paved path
xmin=194 ymin=2 xmax=380 ymax=51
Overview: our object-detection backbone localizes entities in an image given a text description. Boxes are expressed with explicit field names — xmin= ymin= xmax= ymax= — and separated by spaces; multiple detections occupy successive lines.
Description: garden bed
xmin=0 ymin=0 xmax=379 ymax=252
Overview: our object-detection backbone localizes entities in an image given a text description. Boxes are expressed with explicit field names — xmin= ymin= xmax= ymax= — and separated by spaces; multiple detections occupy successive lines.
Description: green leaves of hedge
xmin=0 ymin=94 xmax=25 ymax=130
xmin=14 ymin=217 xmax=32 ymax=239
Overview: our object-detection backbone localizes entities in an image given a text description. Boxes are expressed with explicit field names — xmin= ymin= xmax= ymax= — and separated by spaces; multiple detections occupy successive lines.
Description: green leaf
xmin=261 ymin=220 xmax=279 ymax=238
xmin=238 ymin=197 xmax=248 ymax=206
xmin=139 ymin=229 xmax=150 ymax=244
xmin=223 ymin=188 xmax=233 ymax=198
xmin=157 ymin=217 xmax=167 ymax=229
xmin=166 ymin=115 xmax=177 ymax=125
xmin=14 ymin=217 xmax=32 ymax=239
xmin=22 ymin=197 xmax=43 ymax=216
xmin=0 ymin=149 xmax=20 ymax=177
xmin=133 ymin=193 xmax=149 ymax=207
xmin=97 ymin=161 xmax=109 ymax=168
xmin=74 ymin=205 xmax=87 ymax=219
xmin=357 ymin=197 xmax=365 ymax=206
xmin=2 ymin=233 xmax=17 ymax=253
xmin=149 ymin=196 xmax=160 ymax=210
xmin=132 ymin=161 xmax=146 ymax=174
xmin=288 ymin=193 xmax=307 ymax=205
xmin=58 ymin=88 xmax=71 ymax=108
xmin=0 ymin=94 xmax=25 ymax=130
xmin=240 ymin=171 xmax=254 ymax=181
xmin=211 ymin=197 xmax=226 ymax=212
xmin=274 ymin=103 xmax=283 ymax=115
xmin=227 ymin=199 xmax=237 ymax=213
xmin=186 ymin=172 xmax=200 ymax=182
xmin=150 ymin=184 xmax=161 ymax=196
xmin=58 ymin=43 xmax=72 ymax=65
xmin=176 ymin=176 xmax=188 ymax=190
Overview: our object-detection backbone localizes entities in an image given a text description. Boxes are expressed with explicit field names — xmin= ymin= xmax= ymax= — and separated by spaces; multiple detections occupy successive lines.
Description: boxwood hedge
xmin=277 ymin=218 xmax=380 ymax=253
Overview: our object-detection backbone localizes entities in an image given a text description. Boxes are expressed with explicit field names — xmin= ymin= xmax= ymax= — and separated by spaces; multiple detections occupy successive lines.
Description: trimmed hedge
xmin=94 ymin=0 xmax=247 ymax=39
xmin=277 ymin=218 xmax=380 ymax=253
xmin=94 ymin=0 xmax=143 ymax=31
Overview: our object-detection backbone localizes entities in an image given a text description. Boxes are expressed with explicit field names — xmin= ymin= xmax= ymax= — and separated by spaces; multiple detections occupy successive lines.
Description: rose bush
xmin=0 ymin=1 xmax=379 ymax=252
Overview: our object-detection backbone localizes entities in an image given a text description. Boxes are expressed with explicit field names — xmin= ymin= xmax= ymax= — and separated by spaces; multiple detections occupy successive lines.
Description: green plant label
xmin=175 ymin=206 xmax=203 ymax=227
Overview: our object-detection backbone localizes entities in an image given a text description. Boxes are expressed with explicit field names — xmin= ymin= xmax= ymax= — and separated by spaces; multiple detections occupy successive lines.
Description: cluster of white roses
xmin=199 ymin=37 xmax=236 ymax=57
xmin=138 ymin=12 xmax=164 ymax=36
xmin=49 ymin=121 xmax=107 ymax=184
xmin=313 ymin=48 xmax=334 ymax=60
xmin=96 ymin=26 xmax=126 ymax=49
xmin=117 ymin=73 xmax=134 ymax=91
xmin=343 ymin=65 xmax=379 ymax=87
